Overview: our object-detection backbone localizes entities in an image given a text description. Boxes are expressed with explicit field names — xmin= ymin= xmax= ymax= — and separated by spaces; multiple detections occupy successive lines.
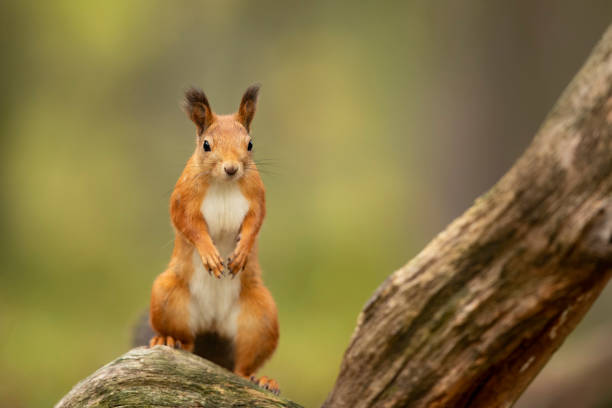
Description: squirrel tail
xmin=131 ymin=308 xmax=235 ymax=371
xmin=132 ymin=309 xmax=155 ymax=348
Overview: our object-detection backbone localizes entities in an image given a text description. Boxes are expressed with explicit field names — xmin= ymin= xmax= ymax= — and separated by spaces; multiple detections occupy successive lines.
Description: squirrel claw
xmin=200 ymin=250 xmax=224 ymax=278
xmin=228 ymin=250 xmax=248 ymax=275
xmin=150 ymin=335 xmax=186 ymax=351
xmin=149 ymin=336 xmax=194 ymax=352
xmin=249 ymin=375 xmax=280 ymax=395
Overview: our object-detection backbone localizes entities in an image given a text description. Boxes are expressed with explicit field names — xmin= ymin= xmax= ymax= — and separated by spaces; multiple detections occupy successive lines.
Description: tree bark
xmin=57 ymin=25 xmax=612 ymax=408
xmin=323 ymin=24 xmax=612 ymax=408
xmin=55 ymin=347 xmax=302 ymax=408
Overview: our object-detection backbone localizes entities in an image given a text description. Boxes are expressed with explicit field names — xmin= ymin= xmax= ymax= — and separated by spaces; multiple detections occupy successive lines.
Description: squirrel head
xmin=183 ymin=85 xmax=260 ymax=182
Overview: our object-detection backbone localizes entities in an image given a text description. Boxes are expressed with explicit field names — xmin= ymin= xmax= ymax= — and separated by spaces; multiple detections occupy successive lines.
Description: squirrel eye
xmin=247 ymin=141 xmax=253 ymax=151
xmin=203 ymin=140 xmax=211 ymax=152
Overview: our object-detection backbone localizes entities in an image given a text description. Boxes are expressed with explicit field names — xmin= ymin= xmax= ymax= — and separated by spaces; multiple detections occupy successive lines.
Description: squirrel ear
xmin=184 ymin=87 xmax=214 ymax=134
xmin=237 ymin=84 xmax=260 ymax=132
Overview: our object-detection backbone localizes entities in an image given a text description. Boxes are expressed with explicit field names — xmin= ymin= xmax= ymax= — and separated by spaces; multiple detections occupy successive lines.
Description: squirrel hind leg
xmin=249 ymin=375 xmax=280 ymax=395
xmin=233 ymin=284 xmax=279 ymax=383
xmin=149 ymin=335 xmax=194 ymax=352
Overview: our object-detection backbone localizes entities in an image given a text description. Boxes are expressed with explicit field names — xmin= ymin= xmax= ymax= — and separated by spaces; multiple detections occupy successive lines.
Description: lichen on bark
xmin=55 ymin=347 xmax=302 ymax=408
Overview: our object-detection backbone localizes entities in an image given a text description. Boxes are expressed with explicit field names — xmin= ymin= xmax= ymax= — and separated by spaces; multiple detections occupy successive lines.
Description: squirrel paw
xmin=200 ymin=250 xmax=224 ymax=278
xmin=249 ymin=375 xmax=280 ymax=395
xmin=228 ymin=248 xmax=249 ymax=276
xmin=149 ymin=335 xmax=191 ymax=351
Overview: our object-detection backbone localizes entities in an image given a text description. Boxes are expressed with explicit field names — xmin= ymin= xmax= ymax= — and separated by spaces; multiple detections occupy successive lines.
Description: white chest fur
xmin=188 ymin=182 xmax=249 ymax=337
xmin=200 ymin=182 xmax=250 ymax=259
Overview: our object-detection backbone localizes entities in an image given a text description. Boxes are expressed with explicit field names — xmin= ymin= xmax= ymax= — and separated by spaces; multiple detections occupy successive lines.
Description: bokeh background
xmin=1 ymin=2 xmax=611 ymax=407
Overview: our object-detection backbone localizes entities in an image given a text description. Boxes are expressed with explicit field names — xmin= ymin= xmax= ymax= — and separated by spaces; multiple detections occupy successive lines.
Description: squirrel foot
xmin=149 ymin=335 xmax=192 ymax=351
xmin=249 ymin=375 xmax=280 ymax=395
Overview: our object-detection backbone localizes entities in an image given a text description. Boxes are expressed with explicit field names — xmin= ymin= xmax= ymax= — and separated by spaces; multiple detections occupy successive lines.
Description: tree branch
xmin=323 ymin=24 xmax=612 ymax=408
xmin=55 ymin=347 xmax=302 ymax=408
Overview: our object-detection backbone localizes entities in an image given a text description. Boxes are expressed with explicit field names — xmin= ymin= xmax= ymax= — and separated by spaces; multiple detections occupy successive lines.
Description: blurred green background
xmin=1 ymin=2 xmax=611 ymax=407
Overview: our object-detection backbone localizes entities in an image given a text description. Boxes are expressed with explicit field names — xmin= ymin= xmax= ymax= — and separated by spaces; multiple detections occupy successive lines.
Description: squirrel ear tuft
xmin=183 ymin=87 xmax=214 ymax=134
xmin=237 ymin=84 xmax=260 ymax=132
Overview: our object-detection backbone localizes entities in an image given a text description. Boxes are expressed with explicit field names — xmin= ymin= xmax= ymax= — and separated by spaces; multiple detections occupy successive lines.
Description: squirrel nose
xmin=224 ymin=164 xmax=238 ymax=176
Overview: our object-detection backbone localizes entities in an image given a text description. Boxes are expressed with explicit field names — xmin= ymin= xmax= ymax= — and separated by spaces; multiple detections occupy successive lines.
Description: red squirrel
xmin=149 ymin=85 xmax=279 ymax=393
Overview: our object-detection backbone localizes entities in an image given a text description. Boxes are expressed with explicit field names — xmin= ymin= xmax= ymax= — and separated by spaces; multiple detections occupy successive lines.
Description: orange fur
xmin=235 ymin=260 xmax=279 ymax=377
xmin=149 ymin=85 xmax=278 ymax=382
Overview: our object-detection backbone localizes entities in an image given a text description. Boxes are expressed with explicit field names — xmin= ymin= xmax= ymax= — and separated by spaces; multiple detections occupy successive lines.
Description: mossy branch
xmin=55 ymin=347 xmax=302 ymax=408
